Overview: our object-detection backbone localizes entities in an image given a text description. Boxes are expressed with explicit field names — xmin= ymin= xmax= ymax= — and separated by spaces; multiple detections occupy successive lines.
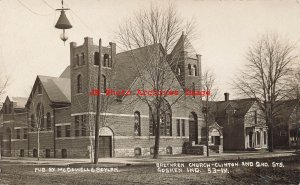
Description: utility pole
xmin=37 ymin=125 xmax=40 ymax=161
xmin=202 ymin=106 xmax=209 ymax=157
xmin=94 ymin=39 xmax=102 ymax=164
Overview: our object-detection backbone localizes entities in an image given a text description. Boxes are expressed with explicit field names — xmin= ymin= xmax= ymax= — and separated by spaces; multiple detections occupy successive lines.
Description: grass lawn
xmin=0 ymin=157 xmax=299 ymax=185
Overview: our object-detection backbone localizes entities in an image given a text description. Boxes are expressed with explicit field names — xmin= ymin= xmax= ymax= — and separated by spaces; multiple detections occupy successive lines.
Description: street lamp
xmin=55 ymin=0 xmax=72 ymax=45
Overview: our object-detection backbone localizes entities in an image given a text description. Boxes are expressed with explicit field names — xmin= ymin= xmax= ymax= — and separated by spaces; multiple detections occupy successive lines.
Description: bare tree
xmin=201 ymin=69 xmax=218 ymax=156
xmin=28 ymin=95 xmax=44 ymax=161
xmin=117 ymin=3 xmax=196 ymax=159
xmin=288 ymin=65 xmax=300 ymax=152
xmin=0 ymin=73 xmax=8 ymax=102
xmin=233 ymin=33 xmax=297 ymax=152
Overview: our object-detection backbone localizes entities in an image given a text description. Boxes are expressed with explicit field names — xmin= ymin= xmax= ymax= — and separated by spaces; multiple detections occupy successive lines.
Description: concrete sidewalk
xmin=0 ymin=150 xmax=297 ymax=166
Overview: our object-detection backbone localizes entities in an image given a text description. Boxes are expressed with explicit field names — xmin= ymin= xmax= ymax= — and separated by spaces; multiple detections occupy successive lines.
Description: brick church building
xmin=0 ymin=35 xmax=223 ymax=158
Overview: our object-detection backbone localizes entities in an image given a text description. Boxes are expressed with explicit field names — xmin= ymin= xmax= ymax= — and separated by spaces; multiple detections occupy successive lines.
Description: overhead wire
xmin=41 ymin=0 xmax=55 ymax=10
xmin=41 ymin=0 xmax=98 ymax=37
xmin=63 ymin=0 xmax=98 ymax=36
xmin=16 ymin=0 xmax=54 ymax=16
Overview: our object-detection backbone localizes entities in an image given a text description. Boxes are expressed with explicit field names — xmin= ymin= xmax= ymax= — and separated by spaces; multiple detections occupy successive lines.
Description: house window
xmin=103 ymin=54 xmax=109 ymax=67
xmin=254 ymin=111 xmax=257 ymax=124
xmin=134 ymin=147 xmax=141 ymax=156
xmin=81 ymin=115 xmax=87 ymax=136
xmin=61 ymin=149 xmax=67 ymax=158
xmin=256 ymin=131 xmax=260 ymax=145
xmin=134 ymin=111 xmax=141 ymax=136
xmin=280 ymin=130 xmax=287 ymax=136
xmin=46 ymin=112 xmax=51 ymax=130
xmin=193 ymin=65 xmax=197 ymax=76
xmin=264 ymin=131 xmax=267 ymax=145
xmin=176 ymin=119 xmax=180 ymax=136
xmin=57 ymin=126 xmax=61 ymax=137
xmin=65 ymin=125 xmax=71 ymax=137
xmin=94 ymin=52 xmax=100 ymax=66
xmin=33 ymin=149 xmax=37 ymax=157
xmin=16 ymin=129 xmax=20 ymax=139
xmin=75 ymin=116 xmax=80 ymax=136
xmin=37 ymin=83 xmax=42 ymax=94
xmin=23 ymin=128 xmax=27 ymax=139
xmin=181 ymin=119 xmax=185 ymax=136
xmin=20 ymin=149 xmax=24 ymax=157
xmin=45 ymin=149 xmax=50 ymax=158
xmin=102 ymin=75 xmax=107 ymax=93
xmin=81 ymin=53 xmax=85 ymax=65
xmin=75 ymin=54 xmax=79 ymax=66
xmin=188 ymin=64 xmax=192 ymax=75
xmin=30 ymin=114 xmax=35 ymax=131
xmin=77 ymin=74 xmax=82 ymax=93
xmin=166 ymin=146 xmax=172 ymax=154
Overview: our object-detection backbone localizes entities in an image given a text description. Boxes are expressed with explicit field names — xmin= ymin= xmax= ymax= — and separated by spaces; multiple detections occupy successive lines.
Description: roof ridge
xmin=116 ymin=43 xmax=161 ymax=55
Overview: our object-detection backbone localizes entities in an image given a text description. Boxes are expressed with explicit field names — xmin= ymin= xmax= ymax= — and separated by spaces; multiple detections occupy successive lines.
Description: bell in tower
xmin=55 ymin=0 xmax=72 ymax=45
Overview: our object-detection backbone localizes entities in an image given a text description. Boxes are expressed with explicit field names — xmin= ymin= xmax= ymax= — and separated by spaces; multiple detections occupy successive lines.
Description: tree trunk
xmin=153 ymin=107 xmax=160 ymax=159
xmin=89 ymin=129 xmax=94 ymax=163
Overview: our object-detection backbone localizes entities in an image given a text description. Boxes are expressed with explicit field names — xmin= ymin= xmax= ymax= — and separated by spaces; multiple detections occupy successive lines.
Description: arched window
xmin=94 ymin=52 xmax=100 ymax=66
xmin=149 ymin=99 xmax=172 ymax=136
xmin=36 ymin=103 xmax=44 ymax=129
xmin=177 ymin=66 xmax=181 ymax=75
xmin=134 ymin=111 xmax=141 ymax=136
xmin=37 ymin=83 xmax=42 ymax=94
xmin=77 ymin=74 xmax=82 ymax=93
xmin=103 ymin=54 xmax=109 ymax=67
xmin=46 ymin=112 xmax=51 ymax=130
xmin=31 ymin=114 xmax=35 ymax=131
xmin=75 ymin=54 xmax=79 ymax=66
xmin=81 ymin=53 xmax=85 ymax=65
xmin=188 ymin=64 xmax=192 ymax=75
xmin=193 ymin=65 xmax=197 ymax=76
xmin=102 ymin=75 xmax=107 ymax=93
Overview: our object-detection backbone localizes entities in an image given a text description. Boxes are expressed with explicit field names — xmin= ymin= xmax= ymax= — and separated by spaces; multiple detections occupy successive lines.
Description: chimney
xmin=224 ymin=93 xmax=229 ymax=101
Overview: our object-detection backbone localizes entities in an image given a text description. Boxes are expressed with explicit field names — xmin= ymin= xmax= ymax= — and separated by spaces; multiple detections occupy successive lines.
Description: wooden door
xmin=99 ymin=136 xmax=112 ymax=158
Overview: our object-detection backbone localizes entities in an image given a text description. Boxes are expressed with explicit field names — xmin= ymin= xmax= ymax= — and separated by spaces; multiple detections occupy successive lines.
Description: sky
xmin=0 ymin=0 xmax=299 ymax=102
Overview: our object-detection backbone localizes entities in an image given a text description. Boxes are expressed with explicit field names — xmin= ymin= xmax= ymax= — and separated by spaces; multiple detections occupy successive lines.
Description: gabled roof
xmin=38 ymin=75 xmax=71 ymax=103
xmin=274 ymin=99 xmax=299 ymax=119
xmin=112 ymin=43 xmax=163 ymax=92
xmin=26 ymin=75 xmax=71 ymax=108
xmin=214 ymin=98 xmax=256 ymax=117
xmin=59 ymin=66 xmax=70 ymax=78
